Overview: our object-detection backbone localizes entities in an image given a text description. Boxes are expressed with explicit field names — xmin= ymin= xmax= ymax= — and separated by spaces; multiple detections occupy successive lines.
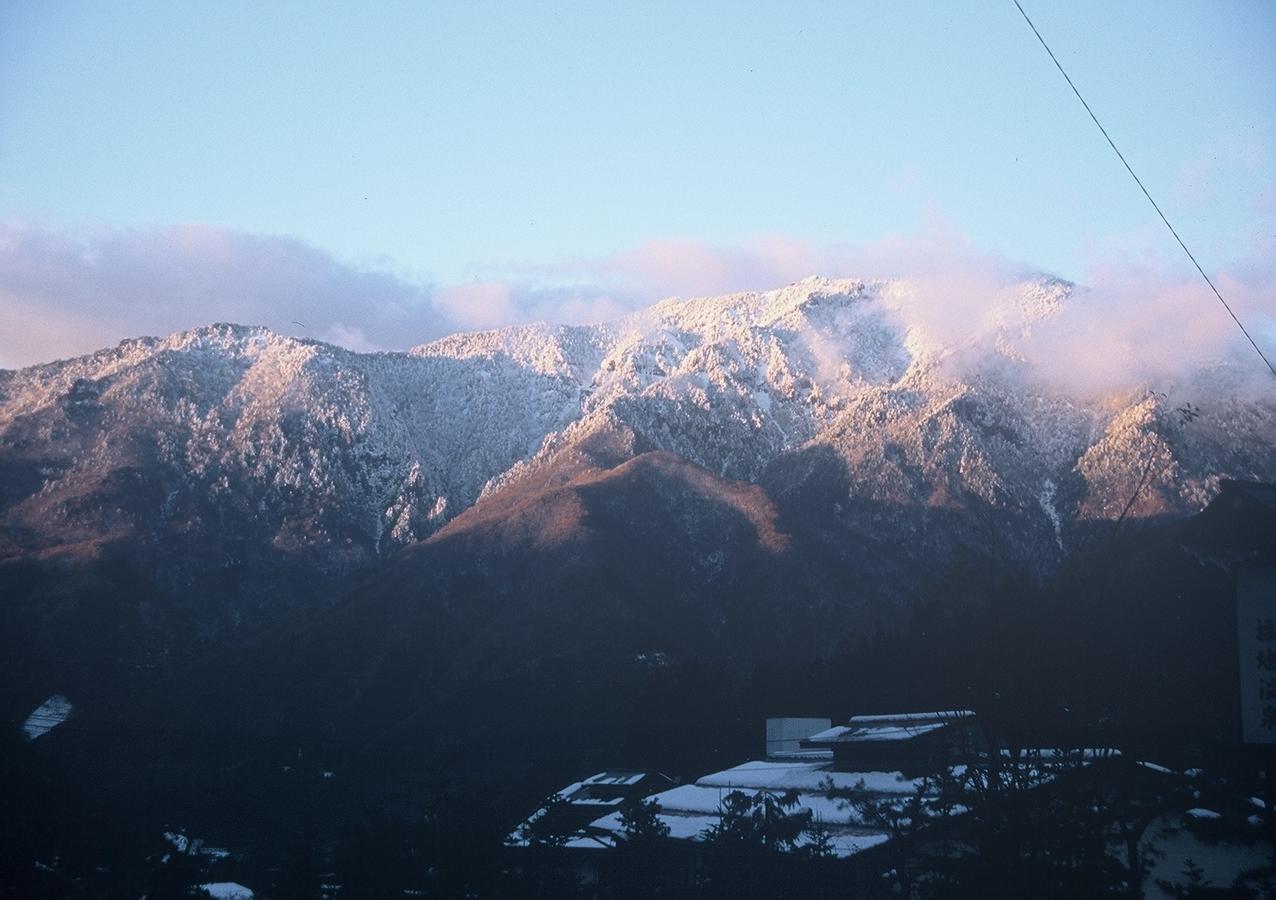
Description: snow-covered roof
xmin=766 ymin=748 xmax=835 ymax=762
xmin=517 ymin=744 xmax=1123 ymax=861
xmin=577 ymin=756 xmax=931 ymax=859
xmin=506 ymin=771 xmax=675 ymax=847
xmin=848 ymin=710 xmax=975 ymax=724
xmin=804 ymin=710 xmax=973 ymax=746
xmin=806 ymin=725 xmax=851 ymax=741
xmin=582 ymin=771 xmax=647 ymax=787
xmin=696 ymin=759 xmax=922 ymax=795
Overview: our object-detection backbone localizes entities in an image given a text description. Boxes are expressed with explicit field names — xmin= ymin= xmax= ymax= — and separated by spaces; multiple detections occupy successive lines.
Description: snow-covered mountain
xmin=3 ymin=274 xmax=1273 ymax=819
xmin=5 ymin=277 xmax=1268 ymax=892
xmin=3 ymin=276 xmax=1269 ymax=586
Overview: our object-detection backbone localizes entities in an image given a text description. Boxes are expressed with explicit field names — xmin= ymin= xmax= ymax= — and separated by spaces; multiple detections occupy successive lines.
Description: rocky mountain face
xmin=3 ymin=276 xmax=1269 ymax=575
xmin=1 ymin=277 xmax=1272 ymax=698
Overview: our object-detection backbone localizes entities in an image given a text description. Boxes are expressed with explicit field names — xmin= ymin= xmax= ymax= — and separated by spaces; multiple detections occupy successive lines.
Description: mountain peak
xmin=1 ymin=276 xmax=1270 ymax=584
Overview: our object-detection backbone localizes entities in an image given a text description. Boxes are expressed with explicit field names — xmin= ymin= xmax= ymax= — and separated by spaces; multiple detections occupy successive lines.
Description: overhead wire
xmin=1011 ymin=0 xmax=1276 ymax=381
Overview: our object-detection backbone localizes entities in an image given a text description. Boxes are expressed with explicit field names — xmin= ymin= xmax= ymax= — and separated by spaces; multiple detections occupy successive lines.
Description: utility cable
xmin=1011 ymin=0 xmax=1276 ymax=380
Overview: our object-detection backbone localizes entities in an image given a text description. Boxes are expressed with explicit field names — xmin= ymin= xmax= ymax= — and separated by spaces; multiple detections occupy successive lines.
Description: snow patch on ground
xmin=1039 ymin=478 xmax=1065 ymax=551
xmin=22 ymin=694 xmax=73 ymax=741
xmin=198 ymin=883 xmax=254 ymax=899
xmin=1186 ymin=807 xmax=1222 ymax=820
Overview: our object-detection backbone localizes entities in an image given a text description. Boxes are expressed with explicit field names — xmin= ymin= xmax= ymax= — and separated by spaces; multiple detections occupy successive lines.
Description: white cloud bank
xmin=0 ymin=223 xmax=446 ymax=367
xmin=1 ymin=218 xmax=1272 ymax=400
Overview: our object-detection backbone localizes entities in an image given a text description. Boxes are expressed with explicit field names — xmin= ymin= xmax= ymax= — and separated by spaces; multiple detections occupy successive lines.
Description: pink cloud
xmin=435 ymin=279 xmax=631 ymax=333
xmin=595 ymin=235 xmax=820 ymax=298
xmin=552 ymin=214 xmax=1017 ymax=302
xmin=0 ymin=221 xmax=448 ymax=367
xmin=1023 ymin=259 xmax=1276 ymax=397
xmin=433 ymin=281 xmax=518 ymax=331
xmin=3 ymin=217 xmax=1271 ymax=400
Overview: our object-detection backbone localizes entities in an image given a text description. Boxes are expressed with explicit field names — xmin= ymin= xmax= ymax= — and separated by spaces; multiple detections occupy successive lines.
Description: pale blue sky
xmin=0 ymin=1 xmax=1273 ymax=364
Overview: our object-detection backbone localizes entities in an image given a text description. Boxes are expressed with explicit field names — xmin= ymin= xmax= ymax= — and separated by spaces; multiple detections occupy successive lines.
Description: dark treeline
xmin=0 ymin=516 xmax=1257 ymax=898
xmin=633 ymin=516 xmax=1240 ymax=773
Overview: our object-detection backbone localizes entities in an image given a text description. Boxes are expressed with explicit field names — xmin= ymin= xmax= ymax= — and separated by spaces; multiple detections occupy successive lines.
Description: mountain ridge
xmin=3 ymin=276 xmax=1271 ymax=577
xmin=1 ymin=276 xmax=1272 ymax=651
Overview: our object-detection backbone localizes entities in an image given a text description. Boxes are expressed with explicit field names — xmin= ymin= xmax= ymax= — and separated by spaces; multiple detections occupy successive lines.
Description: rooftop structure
xmin=507 ymin=708 xmax=1274 ymax=898
xmin=801 ymin=710 xmax=976 ymax=774
xmin=510 ymin=712 xmax=978 ymax=860
xmin=507 ymin=771 xmax=675 ymax=850
xmin=585 ymin=757 xmax=920 ymax=858
xmin=765 ymin=717 xmax=832 ymax=760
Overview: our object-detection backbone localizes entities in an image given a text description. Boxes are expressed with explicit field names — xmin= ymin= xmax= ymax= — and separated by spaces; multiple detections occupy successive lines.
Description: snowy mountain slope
xmin=1 ymin=276 xmax=1271 ymax=587
xmin=0 ymin=324 xmax=585 ymax=567
xmin=3 ymin=274 xmax=1273 ymax=786
xmin=471 ymin=277 xmax=1272 ymax=560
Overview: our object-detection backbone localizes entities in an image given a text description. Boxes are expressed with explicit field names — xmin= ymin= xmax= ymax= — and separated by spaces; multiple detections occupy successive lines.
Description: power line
xmin=1011 ymin=0 xmax=1276 ymax=381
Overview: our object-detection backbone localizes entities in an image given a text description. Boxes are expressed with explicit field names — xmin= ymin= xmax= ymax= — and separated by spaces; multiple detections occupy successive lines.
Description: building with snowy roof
xmin=509 ymin=712 xmax=974 ymax=864
xmin=507 ymin=770 xmax=676 ymax=851
xmin=582 ymin=757 xmax=915 ymax=858
xmin=800 ymin=709 xmax=976 ymax=774
xmin=508 ymin=707 xmax=1276 ymax=896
